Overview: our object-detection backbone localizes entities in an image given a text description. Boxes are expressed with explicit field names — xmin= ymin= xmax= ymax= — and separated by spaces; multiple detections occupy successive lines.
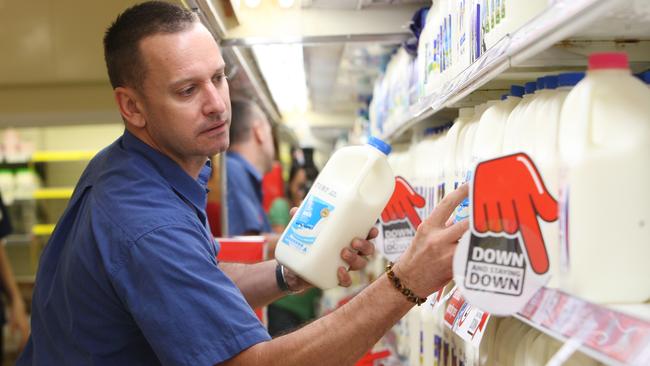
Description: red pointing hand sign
xmin=472 ymin=153 xmax=558 ymax=274
xmin=381 ymin=176 xmax=425 ymax=229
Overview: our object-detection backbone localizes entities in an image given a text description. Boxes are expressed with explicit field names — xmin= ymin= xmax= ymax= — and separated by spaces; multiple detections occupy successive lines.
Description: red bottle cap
xmin=588 ymin=52 xmax=629 ymax=70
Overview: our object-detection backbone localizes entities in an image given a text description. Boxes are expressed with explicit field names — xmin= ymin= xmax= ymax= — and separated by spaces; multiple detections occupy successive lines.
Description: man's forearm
xmin=220 ymin=261 xmax=287 ymax=308
xmin=221 ymin=274 xmax=413 ymax=366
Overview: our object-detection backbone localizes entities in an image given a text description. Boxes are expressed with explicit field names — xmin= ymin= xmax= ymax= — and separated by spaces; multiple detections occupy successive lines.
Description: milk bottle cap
xmin=501 ymin=94 xmax=508 ymax=100
xmin=524 ymin=82 xmax=537 ymax=94
xmin=544 ymin=75 xmax=558 ymax=89
xmin=588 ymin=52 xmax=629 ymax=70
xmin=536 ymin=77 xmax=546 ymax=90
xmin=367 ymin=136 xmax=392 ymax=155
xmin=510 ymin=85 xmax=525 ymax=97
xmin=557 ymin=72 xmax=584 ymax=87
xmin=636 ymin=71 xmax=650 ymax=84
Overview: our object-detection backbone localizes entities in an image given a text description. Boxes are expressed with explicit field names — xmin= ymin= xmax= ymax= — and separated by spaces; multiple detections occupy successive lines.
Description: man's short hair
xmin=103 ymin=1 xmax=197 ymax=90
xmin=229 ymin=100 xmax=267 ymax=146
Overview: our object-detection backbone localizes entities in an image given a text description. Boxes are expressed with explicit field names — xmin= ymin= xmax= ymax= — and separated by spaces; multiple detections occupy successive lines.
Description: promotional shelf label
xmin=375 ymin=176 xmax=427 ymax=262
xmin=453 ymin=153 xmax=557 ymax=316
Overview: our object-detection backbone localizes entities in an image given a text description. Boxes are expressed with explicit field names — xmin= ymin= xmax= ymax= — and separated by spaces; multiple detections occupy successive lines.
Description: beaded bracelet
xmin=385 ymin=262 xmax=426 ymax=306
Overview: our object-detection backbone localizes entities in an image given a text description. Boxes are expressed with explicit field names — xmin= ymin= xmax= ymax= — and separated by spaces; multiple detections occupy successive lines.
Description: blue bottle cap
xmin=536 ymin=77 xmax=546 ymax=90
xmin=636 ymin=71 xmax=650 ymax=84
xmin=510 ymin=85 xmax=525 ymax=98
xmin=423 ymin=127 xmax=437 ymax=136
xmin=501 ymin=94 xmax=508 ymax=100
xmin=545 ymin=75 xmax=558 ymax=90
xmin=367 ymin=136 xmax=392 ymax=155
xmin=525 ymin=81 xmax=537 ymax=94
xmin=558 ymin=72 xmax=585 ymax=87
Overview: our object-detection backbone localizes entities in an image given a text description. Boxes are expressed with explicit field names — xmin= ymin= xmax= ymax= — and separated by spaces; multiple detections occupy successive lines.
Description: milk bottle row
xmin=369 ymin=1 xmax=549 ymax=135
xmin=387 ymin=52 xmax=650 ymax=306
xmin=391 ymin=291 xmax=603 ymax=366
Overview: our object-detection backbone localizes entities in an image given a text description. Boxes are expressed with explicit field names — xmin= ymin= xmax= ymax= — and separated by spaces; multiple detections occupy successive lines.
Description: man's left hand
xmin=281 ymin=223 xmax=378 ymax=292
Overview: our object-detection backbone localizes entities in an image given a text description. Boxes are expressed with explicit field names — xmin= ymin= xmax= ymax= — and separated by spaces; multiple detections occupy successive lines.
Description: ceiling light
xmin=244 ymin=0 xmax=261 ymax=8
xmin=252 ymin=44 xmax=309 ymax=114
xmin=277 ymin=0 xmax=295 ymax=8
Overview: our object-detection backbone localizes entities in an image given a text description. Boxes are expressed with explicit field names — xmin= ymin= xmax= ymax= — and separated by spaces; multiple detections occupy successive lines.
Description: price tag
xmin=517 ymin=288 xmax=650 ymax=365
xmin=443 ymin=288 xmax=491 ymax=348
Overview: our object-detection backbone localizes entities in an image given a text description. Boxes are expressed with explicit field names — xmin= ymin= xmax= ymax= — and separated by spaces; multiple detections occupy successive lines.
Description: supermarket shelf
xmin=30 ymin=150 xmax=97 ymax=162
xmin=32 ymin=224 xmax=55 ymax=236
xmin=381 ymin=0 xmax=650 ymax=142
xmin=514 ymin=287 xmax=650 ymax=366
xmin=33 ymin=187 xmax=74 ymax=200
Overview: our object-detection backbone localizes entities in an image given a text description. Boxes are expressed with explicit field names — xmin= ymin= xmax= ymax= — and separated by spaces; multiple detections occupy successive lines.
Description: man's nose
xmin=203 ymin=82 xmax=227 ymax=117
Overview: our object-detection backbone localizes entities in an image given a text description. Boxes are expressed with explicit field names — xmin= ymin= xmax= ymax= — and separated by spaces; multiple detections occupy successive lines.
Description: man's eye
xmin=179 ymin=86 xmax=195 ymax=96
xmin=213 ymin=74 xmax=227 ymax=84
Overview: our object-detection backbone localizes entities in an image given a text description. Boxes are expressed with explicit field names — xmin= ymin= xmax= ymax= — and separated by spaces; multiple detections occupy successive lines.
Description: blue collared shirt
xmin=18 ymin=131 xmax=270 ymax=366
xmin=226 ymin=152 xmax=271 ymax=235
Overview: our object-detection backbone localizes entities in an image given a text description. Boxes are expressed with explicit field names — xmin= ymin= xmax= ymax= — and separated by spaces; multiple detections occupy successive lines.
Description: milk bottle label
xmin=453 ymin=153 xmax=558 ymax=316
xmin=280 ymin=190 xmax=335 ymax=254
xmin=375 ymin=177 xmax=426 ymax=262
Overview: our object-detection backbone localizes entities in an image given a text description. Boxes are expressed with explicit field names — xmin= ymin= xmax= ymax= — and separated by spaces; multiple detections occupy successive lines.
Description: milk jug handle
xmin=351 ymin=152 xmax=379 ymax=194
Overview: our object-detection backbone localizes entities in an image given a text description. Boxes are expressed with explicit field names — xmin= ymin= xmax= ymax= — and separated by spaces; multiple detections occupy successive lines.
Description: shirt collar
xmin=226 ymin=151 xmax=263 ymax=183
xmin=122 ymin=130 xmax=211 ymax=213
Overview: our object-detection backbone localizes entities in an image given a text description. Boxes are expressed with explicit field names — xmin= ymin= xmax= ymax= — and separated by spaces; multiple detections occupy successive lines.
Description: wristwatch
xmin=275 ymin=262 xmax=296 ymax=294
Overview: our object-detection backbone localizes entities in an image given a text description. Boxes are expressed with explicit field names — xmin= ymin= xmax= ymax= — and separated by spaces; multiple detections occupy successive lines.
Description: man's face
xmin=136 ymin=22 xmax=231 ymax=164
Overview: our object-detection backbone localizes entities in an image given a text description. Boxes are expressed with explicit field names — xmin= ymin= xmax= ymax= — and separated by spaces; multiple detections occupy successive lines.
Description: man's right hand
xmin=392 ymin=185 xmax=470 ymax=298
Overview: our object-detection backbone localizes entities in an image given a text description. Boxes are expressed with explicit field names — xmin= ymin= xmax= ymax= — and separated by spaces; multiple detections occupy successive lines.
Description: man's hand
xmin=472 ymin=153 xmax=557 ymax=274
xmin=381 ymin=177 xmax=426 ymax=229
xmin=392 ymin=185 xmax=470 ymax=298
xmin=10 ymin=296 xmax=29 ymax=351
xmin=281 ymin=226 xmax=379 ymax=292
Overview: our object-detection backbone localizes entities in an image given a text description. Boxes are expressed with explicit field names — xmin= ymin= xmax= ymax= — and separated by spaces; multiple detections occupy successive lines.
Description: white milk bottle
xmin=532 ymin=73 xmax=584 ymax=288
xmin=443 ymin=108 xmax=474 ymax=199
xmin=520 ymin=76 xmax=558 ymax=158
xmin=420 ymin=299 xmax=436 ymax=366
xmin=472 ymin=85 xmax=524 ymax=161
xmin=453 ymin=103 xmax=486 ymax=222
xmin=558 ymin=52 xmax=650 ymax=303
xmin=502 ymin=81 xmax=537 ymax=154
xmin=276 ymin=137 xmax=395 ymax=289
xmin=477 ymin=316 xmax=500 ymax=366
xmin=408 ymin=307 xmax=423 ymax=366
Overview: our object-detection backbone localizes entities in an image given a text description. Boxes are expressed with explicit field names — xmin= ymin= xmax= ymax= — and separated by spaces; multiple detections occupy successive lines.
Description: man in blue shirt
xmin=18 ymin=2 xmax=469 ymax=365
xmin=225 ymin=100 xmax=274 ymax=236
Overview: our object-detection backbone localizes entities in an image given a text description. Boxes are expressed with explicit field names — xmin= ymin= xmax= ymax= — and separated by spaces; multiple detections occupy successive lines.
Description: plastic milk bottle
xmin=558 ymin=52 xmax=650 ymax=303
xmin=443 ymin=108 xmax=474 ymax=198
xmin=275 ymin=137 xmax=395 ymax=289
xmin=531 ymin=73 xmax=584 ymax=288
xmin=472 ymin=85 xmax=524 ymax=161
xmin=502 ymin=81 xmax=537 ymax=154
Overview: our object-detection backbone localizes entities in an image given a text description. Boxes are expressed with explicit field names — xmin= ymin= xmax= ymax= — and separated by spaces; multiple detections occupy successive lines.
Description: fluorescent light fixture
xmin=244 ymin=0 xmax=261 ymax=8
xmin=252 ymin=44 xmax=309 ymax=114
xmin=277 ymin=0 xmax=295 ymax=8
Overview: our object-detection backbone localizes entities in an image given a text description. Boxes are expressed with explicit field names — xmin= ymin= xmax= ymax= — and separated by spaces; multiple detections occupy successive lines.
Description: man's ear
xmin=252 ymin=121 xmax=265 ymax=145
xmin=115 ymin=87 xmax=146 ymax=128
